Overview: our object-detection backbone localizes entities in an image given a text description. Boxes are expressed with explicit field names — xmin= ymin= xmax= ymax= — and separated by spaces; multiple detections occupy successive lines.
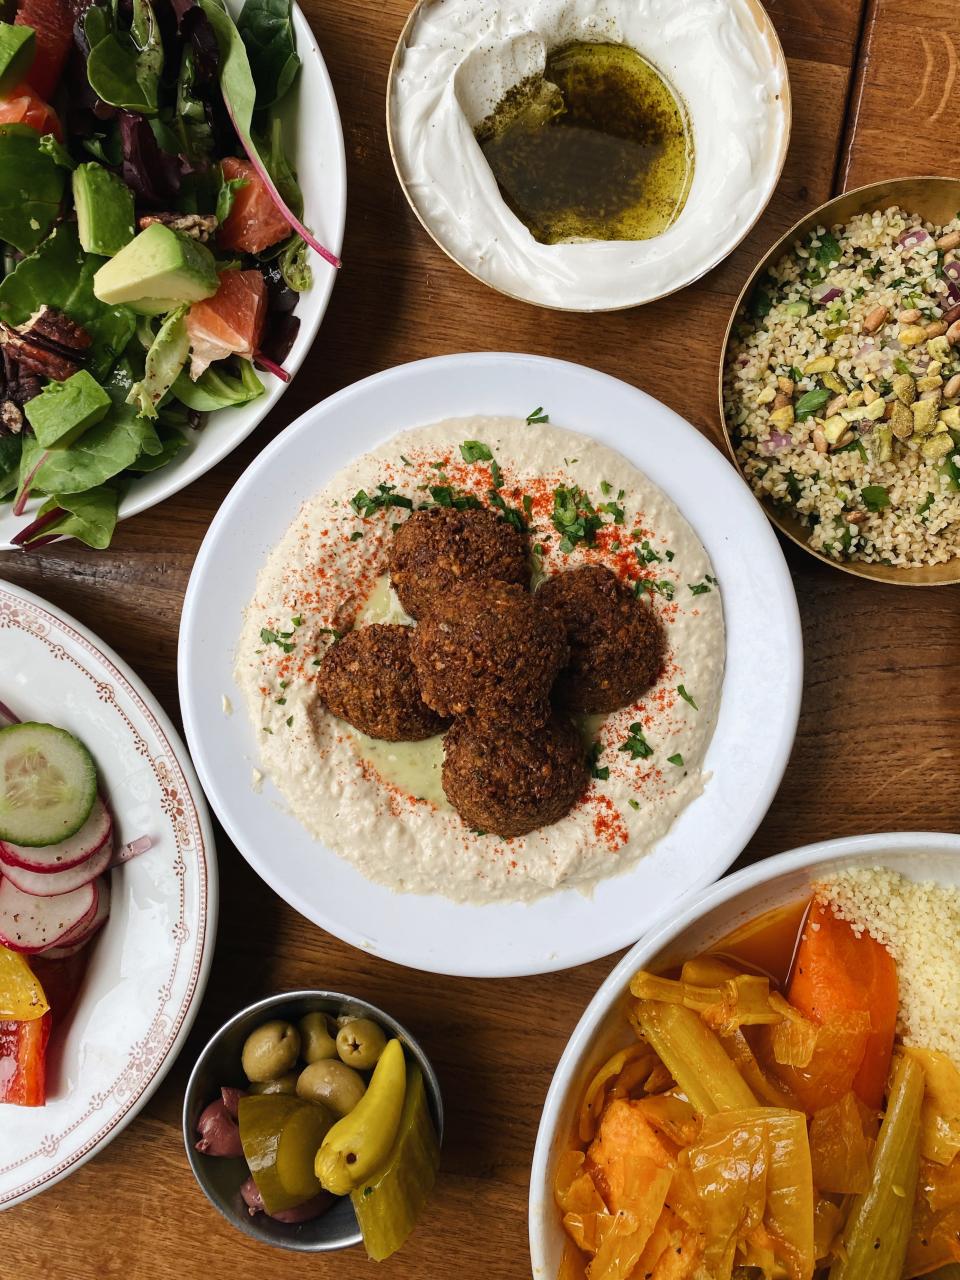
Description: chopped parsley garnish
xmin=587 ymin=741 xmax=609 ymax=780
xmin=787 ymin=366 xmax=803 ymax=382
xmin=522 ymin=494 xmax=533 ymax=519
xmin=599 ymin=501 xmax=626 ymax=525
xmin=291 ymin=615 xmax=303 ymax=627
xmin=400 ymin=455 xmax=412 ymax=466
xmin=677 ymin=684 xmax=698 ymax=710
xmin=620 ymin=723 xmax=653 ymax=760
xmin=748 ymin=287 xmax=772 ymax=321
xmin=490 ymin=459 xmax=504 ymax=489
xmin=627 ymin=798 xmax=640 ymax=811
xmin=894 ymin=356 xmax=911 ymax=375
xmin=349 ymin=530 xmax=364 ymax=541
xmin=275 ymin=696 xmax=287 ymax=705
xmin=794 ymin=388 xmax=831 ymax=421
xmin=350 ymin=483 xmax=413 ymax=517
xmin=317 ymin=627 xmax=343 ymax=640
xmin=667 ymin=753 xmax=684 ymax=767
xmin=688 ymin=582 xmax=712 ymax=596
xmin=460 ymin=440 xmax=493 ymax=463
xmin=286 ymin=716 xmax=293 ymax=728
xmin=551 ymin=485 xmax=603 ymax=551
xmin=487 ymin=488 xmax=528 ymax=532
xmin=861 ymin=484 xmax=890 ymax=512
xmin=600 ymin=480 xmax=612 ymax=496
xmin=816 ymin=231 xmax=842 ymax=267
xmin=917 ymin=492 xmax=935 ymax=516
xmin=428 ymin=485 xmax=482 ymax=511
xmin=260 ymin=628 xmax=295 ymax=653
xmin=311 ymin=657 xmax=322 ymax=666
xmin=636 ymin=578 xmax=675 ymax=602
xmin=665 ymin=549 xmax=675 ymax=562
xmin=526 ymin=406 xmax=549 ymax=424
xmin=835 ymin=438 xmax=868 ymax=462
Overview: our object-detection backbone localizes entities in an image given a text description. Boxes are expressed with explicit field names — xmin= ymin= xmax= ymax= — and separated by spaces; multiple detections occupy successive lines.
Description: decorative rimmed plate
xmin=180 ymin=355 xmax=803 ymax=972
xmin=386 ymin=0 xmax=790 ymax=311
xmin=0 ymin=0 xmax=347 ymax=551
xmin=529 ymin=830 xmax=960 ymax=1279
xmin=178 ymin=353 xmax=801 ymax=978
xmin=719 ymin=175 xmax=960 ymax=586
xmin=0 ymin=578 xmax=217 ymax=1210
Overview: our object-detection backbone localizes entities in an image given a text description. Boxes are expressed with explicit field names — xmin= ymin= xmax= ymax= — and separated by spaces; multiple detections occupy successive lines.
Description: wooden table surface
xmin=4 ymin=0 xmax=960 ymax=1275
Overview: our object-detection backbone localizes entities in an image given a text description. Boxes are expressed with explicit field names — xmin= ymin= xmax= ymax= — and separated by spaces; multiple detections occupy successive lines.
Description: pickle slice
xmin=351 ymin=1064 xmax=440 ymax=1261
xmin=277 ymin=1100 xmax=333 ymax=1201
xmin=239 ymin=1095 xmax=301 ymax=1213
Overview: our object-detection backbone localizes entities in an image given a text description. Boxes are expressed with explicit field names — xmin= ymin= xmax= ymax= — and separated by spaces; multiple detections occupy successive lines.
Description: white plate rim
xmin=178 ymin=351 xmax=802 ymax=978
xmin=527 ymin=829 xmax=960 ymax=1277
xmin=0 ymin=0 xmax=347 ymax=549
xmin=0 ymin=577 xmax=218 ymax=1209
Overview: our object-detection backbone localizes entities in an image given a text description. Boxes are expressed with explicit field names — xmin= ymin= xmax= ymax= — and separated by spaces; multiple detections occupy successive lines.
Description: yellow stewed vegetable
xmin=633 ymin=1000 xmax=757 ymax=1115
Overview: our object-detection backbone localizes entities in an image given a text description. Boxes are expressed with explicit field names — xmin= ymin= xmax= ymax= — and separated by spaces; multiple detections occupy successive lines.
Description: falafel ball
xmin=536 ymin=564 xmax=665 ymax=714
xmin=388 ymin=505 xmax=530 ymax=619
xmin=409 ymin=580 xmax=568 ymax=726
xmin=442 ymin=713 xmax=588 ymax=838
xmin=316 ymin=624 xmax=448 ymax=741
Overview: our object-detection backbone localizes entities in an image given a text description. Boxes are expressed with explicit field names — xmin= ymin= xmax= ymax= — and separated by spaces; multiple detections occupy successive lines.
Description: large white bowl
xmin=0 ymin=578 xmax=217 ymax=1209
xmin=528 ymin=831 xmax=960 ymax=1280
xmin=178 ymin=352 xmax=801 ymax=977
xmin=0 ymin=0 xmax=346 ymax=550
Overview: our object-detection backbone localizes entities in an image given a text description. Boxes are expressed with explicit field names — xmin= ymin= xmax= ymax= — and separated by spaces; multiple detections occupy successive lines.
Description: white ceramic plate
xmin=0 ymin=579 xmax=217 ymax=1210
xmin=178 ymin=353 xmax=802 ymax=978
xmin=0 ymin=1 xmax=346 ymax=550
xmin=528 ymin=831 xmax=960 ymax=1280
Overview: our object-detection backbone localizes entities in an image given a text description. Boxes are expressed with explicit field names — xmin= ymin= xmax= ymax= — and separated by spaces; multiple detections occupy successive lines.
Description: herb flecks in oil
xmin=475 ymin=41 xmax=693 ymax=246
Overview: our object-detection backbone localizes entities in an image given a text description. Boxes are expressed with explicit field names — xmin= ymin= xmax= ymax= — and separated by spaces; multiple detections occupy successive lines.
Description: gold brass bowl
xmin=719 ymin=175 xmax=960 ymax=587
xmin=385 ymin=0 xmax=791 ymax=313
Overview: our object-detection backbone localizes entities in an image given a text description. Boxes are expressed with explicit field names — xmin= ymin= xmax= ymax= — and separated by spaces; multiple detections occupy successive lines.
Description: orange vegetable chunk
xmin=586 ymin=1098 xmax=675 ymax=1214
xmin=808 ymin=1091 xmax=872 ymax=1195
xmin=787 ymin=899 xmax=898 ymax=1109
xmin=904 ymin=1156 xmax=960 ymax=1277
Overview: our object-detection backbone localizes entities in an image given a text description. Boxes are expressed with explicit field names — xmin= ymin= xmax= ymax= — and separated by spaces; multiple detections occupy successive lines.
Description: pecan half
xmin=20 ymin=305 xmax=92 ymax=354
xmin=138 ymin=212 xmax=218 ymax=242
xmin=0 ymin=322 xmax=81 ymax=381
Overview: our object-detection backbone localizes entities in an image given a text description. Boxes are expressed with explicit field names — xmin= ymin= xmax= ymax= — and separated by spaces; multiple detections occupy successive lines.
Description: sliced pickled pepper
xmin=238 ymin=1094 xmax=332 ymax=1213
xmin=351 ymin=1064 xmax=440 ymax=1261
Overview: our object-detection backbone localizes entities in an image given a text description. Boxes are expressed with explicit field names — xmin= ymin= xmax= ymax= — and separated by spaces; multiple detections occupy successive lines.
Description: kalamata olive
xmin=336 ymin=1018 xmax=387 ymax=1070
xmin=195 ymin=1098 xmax=243 ymax=1157
xmin=248 ymin=1070 xmax=299 ymax=1095
xmin=220 ymin=1085 xmax=246 ymax=1118
xmin=241 ymin=1020 xmax=300 ymax=1083
xmin=240 ymin=1175 xmax=265 ymax=1215
xmin=298 ymin=1011 xmax=337 ymax=1064
xmin=295 ymin=1060 xmax=366 ymax=1116
xmin=270 ymin=1191 xmax=334 ymax=1223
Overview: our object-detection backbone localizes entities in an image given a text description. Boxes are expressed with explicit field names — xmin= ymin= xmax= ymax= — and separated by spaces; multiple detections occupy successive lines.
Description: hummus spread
xmin=235 ymin=417 xmax=724 ymax=904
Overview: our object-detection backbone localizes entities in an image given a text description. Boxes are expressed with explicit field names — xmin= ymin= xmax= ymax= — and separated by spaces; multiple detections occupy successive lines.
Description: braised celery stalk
xmin=828 ymin=1053 xmax=924 ymax=1280
xmin=634 ymin=999 xmax=757 ymax=1115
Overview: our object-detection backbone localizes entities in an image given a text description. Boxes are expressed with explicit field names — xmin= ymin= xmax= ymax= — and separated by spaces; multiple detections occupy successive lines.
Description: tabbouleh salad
xmin=0 ymin=0 xmax=338 ymax=550
xmin=724 ymin=206 xmax=960 ymax=566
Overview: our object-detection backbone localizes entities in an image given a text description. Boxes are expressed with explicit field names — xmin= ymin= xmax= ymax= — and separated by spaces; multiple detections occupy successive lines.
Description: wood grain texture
xmin=5 ymin=0 xmax=960 ymax=1277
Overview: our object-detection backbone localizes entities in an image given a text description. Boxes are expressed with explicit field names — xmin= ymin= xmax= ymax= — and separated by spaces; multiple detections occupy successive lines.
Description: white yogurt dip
xmin=388 ymin=0 xmax=789 ymax=310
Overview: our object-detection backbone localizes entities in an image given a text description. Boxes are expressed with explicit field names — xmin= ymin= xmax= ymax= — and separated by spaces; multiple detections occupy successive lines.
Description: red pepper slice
xmin=0 ymin=1011 xmax=51 ymax=1106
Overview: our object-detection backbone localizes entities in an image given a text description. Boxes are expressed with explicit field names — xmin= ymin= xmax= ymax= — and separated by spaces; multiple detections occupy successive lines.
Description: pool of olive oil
xmin=475 ymin=41 xmax=694 ymax=246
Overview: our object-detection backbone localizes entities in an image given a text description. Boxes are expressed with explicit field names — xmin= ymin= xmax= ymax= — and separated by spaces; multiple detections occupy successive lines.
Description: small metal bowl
xmin=182 ymin=990 xmax=443 ymax=1253
xmin=719 ymin=175 xmax=960 ymax=586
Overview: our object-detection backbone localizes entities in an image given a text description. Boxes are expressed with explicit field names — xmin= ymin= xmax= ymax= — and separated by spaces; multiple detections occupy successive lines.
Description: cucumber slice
xmin=0 ymin=723 xmax=98 ymax=847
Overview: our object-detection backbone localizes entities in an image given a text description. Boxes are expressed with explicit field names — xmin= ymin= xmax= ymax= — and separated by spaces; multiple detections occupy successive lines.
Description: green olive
xmin=336 ymin=1018 xmax=387 ymax=1070
xmin=248 ymin=1070 xmax=299 ymax=1095
xmin=241 ymin=1020 xmax=301 ymax=1084
xmin=295 ymin=1060 xmax=366 ymax=1116
xmin=298 ymin=1011 xmax=338 ymax=1064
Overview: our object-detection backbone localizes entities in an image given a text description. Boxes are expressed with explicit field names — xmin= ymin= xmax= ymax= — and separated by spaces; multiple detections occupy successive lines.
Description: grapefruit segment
xmin=15 ymin=0 xmax=73 ymax=100
xmin=0 ymin=81 xmax=63 ymax=139
xmin=218 ymin=156 xmax=290 ymax=255
xmin=186 ymin=268 xmax=267 ymax=379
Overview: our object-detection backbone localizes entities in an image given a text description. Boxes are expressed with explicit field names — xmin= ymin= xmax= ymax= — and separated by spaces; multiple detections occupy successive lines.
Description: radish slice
xmin=0 ymin=796 xmax=112 ymax=873
xmin=0 ymin=875 xmax=97 ymax=953
xmin=48 ymin=875 xmax=110 ymax=951
xmin=1 ymin=838 xmax=113 ymax=897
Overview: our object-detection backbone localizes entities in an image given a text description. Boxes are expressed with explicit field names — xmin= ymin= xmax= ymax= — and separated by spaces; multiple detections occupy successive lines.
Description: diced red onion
xmin=761 ymin=430 xmax=793 ymax=455
xmin=111 ymin=835 xmax=153 ymax=865
xmin=811 ymin=283 xmax=842 ymax=305
xmin=898 ymin=227 xmax=931 ymax=252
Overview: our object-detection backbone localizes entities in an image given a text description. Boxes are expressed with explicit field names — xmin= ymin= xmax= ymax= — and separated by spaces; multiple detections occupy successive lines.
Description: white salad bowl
xmin=528 ymin=831 xmax=960 ymax=1280
xmin=178 ymin=352 xmax=802 ymax=978
xmin=0 ymin=578 xmax=217 ymax=1209
xmin=0 ymin=0 xmax=346 ymax=551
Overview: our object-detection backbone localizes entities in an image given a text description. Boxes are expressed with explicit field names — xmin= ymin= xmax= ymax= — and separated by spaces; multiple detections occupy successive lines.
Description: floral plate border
xmin=0 ymin=578 xmax=217 ymax=1208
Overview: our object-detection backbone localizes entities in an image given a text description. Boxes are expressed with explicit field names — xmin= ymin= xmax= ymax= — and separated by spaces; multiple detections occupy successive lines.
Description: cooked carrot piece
xmin=788 ymin=899 xmax=898 ymax=1109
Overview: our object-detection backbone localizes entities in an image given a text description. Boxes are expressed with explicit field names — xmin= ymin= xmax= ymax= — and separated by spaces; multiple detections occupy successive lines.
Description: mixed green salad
xmin=0 ymin=0 xmax=338 ymax=549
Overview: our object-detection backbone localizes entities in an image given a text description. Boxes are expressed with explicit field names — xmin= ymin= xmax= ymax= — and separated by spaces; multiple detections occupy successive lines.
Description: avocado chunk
xmin=0 ymin=24 xmax=35 ymax=96
xmin=73 ymin=163 xmax=135 ymax=257
xmin=92 ymin=223 xmax=219 ymax=307
xmin=24 ymin=370 xmax=112 ymax=448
